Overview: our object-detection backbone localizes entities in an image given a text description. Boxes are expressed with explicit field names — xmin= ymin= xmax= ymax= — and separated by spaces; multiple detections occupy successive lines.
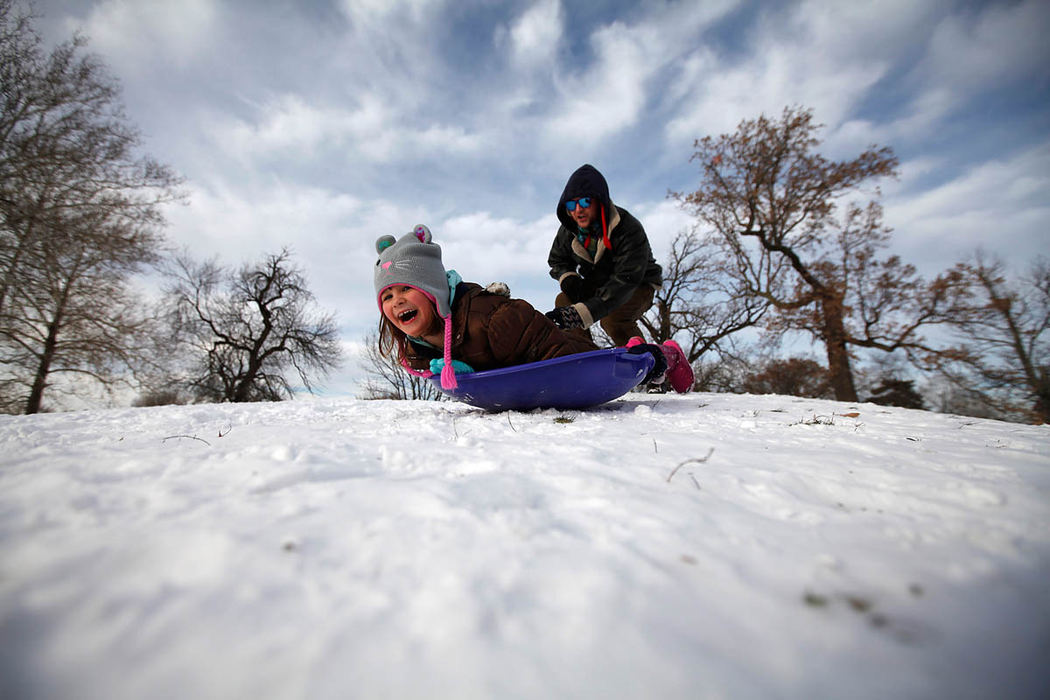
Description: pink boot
xmin=661 ymin=340 xmax=694 ymax=393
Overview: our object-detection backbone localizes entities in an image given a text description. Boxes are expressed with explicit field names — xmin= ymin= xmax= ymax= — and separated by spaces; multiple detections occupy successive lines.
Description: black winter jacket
xmin=547 ymin=164 xmax=662 ymax=327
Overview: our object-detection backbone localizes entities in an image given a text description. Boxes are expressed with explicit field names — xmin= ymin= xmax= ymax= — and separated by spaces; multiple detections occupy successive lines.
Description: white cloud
xmin=219 ymin=94 xmax=378 ymax=157
xmin=787 ymin=0 xmax=937 ymax=59
xmin=210 ymin=92 xmax=483 ymax=164
xmin=410 ymin=124 xmax=488 ymax=157
xmin=629 ymin=199 xmax=695 ymax=261
xmin=491 ymin=1 xmax=567 ymax=136
xmin=337 ymin=0 xmax=441 ymax=25
xmin=545 ymin=24 xmax=649 ymax=147
xmin=543 ymin=1 xmax=738 ymax=150
xmin=924 ymin=0 xmax=1050 ymax=89
xmin=437 ymin=211 xmax=556 ymax=307
xmin=846 ymin=0 xmax=1050 ymax=145
xmin=333 ymin=0 xmax=446 ymax=83
xmin=164 ymin=179 xmax=366 ymax=263
xmin=885 ymin=140 xmax=1050 ymax=273
xmin=662 ymin=0 xmax=932 ymax=146
xmin=71 ymin=0 xmax=218 ymax=70
xmin=504 ymin=0 xmax=563 ymax=71
xmin=667 ymin=47 xmax=887 ymax=145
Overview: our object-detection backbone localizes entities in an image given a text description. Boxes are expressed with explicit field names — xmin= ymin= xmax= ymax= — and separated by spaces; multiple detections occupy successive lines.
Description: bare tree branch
xmin=357 ymin=327 xmax=444 ymax=401
xmin=669 ymin=106 xmax=960 ymax=402
xmin=0 ymin=2 xmax=183 ymax=413
xmin=934 ymin=253 xmax=1049 ymax=423
xmin=163 ymin=248 xmax=343 ymax=403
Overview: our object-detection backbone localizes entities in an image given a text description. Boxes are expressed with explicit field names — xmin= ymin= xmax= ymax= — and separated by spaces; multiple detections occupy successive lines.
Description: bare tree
xmin=358 ymin=328 xmax=444 ymax=401
xmin=0 ymin=223 xmax=163 ymax=413
xmin=691 ymin=354 xmax=750 ymax=394
xmin=741 ymin=357 xmax=833 ymax=398
xmin=0 ymin=1 xmax=182 ymax=413
xmin=672 ymin=106 xmax=966 ymax=401
xmin=166 ymin=249 xmax=342 ymax=402
xmin=937 ymin=254 xmax=1049 ymax=423
xmin=867 ymin=378 xmax=925 ymax=410
xmin=928 ymin=376 xmax=1001 ymax=420
xmin=642 ymin=228 xmax=769 ymax=362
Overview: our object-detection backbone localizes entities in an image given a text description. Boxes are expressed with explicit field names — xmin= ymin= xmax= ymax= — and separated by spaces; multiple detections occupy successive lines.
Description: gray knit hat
xmin=374 ymin=224 xmax=458 ymax=390
xmin=374 ymin=224 xmax=451 ymax=317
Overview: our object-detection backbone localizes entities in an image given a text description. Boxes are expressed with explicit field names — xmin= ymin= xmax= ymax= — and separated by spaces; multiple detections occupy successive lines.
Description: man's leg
xmin=599 ymin=285 xmax=655 ymax=346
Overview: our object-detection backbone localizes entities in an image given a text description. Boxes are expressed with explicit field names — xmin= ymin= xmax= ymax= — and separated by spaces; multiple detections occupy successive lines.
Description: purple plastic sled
xmin=428 ymin=347 xmax=655 ymax=411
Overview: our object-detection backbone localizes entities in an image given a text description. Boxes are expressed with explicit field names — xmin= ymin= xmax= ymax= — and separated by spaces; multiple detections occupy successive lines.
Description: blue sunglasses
xmin=565 ymin=197 xmax=593 ymax=212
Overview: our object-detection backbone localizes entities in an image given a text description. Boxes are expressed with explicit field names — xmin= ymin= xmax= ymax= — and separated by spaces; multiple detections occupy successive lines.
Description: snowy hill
xmin=1 ymin=393 xmax=1048 ymax=700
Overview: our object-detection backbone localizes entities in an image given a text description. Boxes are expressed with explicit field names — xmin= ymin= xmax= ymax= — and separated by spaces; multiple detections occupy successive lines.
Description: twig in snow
xmin=162 ymin=434 xmax=212 ymax=447
xmin=667 ymin=447 xmax=714 ymax=483
xmin=506 ymin=414 xmax=517 ymax=432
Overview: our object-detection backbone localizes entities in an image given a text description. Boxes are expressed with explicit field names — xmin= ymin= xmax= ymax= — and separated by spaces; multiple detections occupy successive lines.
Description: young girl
xmin=375 ymin=225 xmax=692 ymax=392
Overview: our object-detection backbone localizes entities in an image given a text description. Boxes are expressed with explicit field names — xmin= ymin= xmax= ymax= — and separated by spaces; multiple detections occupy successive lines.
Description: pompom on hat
xmin=375 ymin=225 xmax=459 ymax=389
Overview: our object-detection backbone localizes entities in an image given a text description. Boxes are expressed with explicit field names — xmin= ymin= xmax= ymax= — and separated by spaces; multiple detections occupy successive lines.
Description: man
xmin=545 ymin=163 xmax=663 ymax=346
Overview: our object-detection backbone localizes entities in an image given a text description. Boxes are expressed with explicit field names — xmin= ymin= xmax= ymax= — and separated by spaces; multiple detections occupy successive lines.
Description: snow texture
xmin=1 ymin=393 xmax=1048 ymax=699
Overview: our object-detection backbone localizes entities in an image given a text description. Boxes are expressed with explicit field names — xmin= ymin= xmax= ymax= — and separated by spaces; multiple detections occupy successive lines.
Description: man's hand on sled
xmin=545 ymin=305 xmax=584 ymax=330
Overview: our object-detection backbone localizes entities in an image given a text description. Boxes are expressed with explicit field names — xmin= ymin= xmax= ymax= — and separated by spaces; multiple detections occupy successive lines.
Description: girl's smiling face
xmin=381 ymin=285 xmax=441 ymax=338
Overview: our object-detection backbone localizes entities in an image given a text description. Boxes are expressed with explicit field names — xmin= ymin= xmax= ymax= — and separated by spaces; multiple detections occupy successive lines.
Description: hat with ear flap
xmin=374 ymin=224 xmax=458 ymax=389
xmin=374 ymin=224 xmax=451 ymax=317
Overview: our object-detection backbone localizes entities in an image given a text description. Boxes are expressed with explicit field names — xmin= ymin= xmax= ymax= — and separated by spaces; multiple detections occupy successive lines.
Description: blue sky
xmin=35 ymin=0 xmax=1050 ymax=396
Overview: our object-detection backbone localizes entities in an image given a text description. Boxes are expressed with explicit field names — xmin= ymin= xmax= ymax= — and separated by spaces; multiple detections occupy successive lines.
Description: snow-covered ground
xmin=1 ymin=392 xmax=1047 ymax=700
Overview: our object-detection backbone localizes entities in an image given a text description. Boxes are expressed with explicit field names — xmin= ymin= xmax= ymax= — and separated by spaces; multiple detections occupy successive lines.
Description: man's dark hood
xmin=556 ymin=164 xmax=612 ymax=231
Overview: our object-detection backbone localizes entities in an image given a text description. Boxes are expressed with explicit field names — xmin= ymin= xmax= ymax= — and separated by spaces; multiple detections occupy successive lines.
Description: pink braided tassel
xmin=400 ymin=359 xmax=433 ymax=378
xmin=440 ymin=316 xmax=457 ymax=390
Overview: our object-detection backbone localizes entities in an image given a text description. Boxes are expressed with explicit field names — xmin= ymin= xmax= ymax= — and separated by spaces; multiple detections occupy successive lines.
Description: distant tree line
xmin=0 ymin=2 xmax=341 ymax=413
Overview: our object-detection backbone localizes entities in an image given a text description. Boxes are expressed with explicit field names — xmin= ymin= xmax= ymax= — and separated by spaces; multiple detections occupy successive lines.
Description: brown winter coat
xmin=403 ymin=282 xmax=598 ymax=372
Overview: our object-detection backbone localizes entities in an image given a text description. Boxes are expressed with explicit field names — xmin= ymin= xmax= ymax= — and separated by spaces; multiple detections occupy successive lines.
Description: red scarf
xmin=578 ymin=206 xmax=612 ymax=251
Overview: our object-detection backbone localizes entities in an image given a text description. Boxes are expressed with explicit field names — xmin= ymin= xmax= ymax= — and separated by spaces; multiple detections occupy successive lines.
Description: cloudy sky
xmin=33 ymin=0 xmax=1050 ymax=396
